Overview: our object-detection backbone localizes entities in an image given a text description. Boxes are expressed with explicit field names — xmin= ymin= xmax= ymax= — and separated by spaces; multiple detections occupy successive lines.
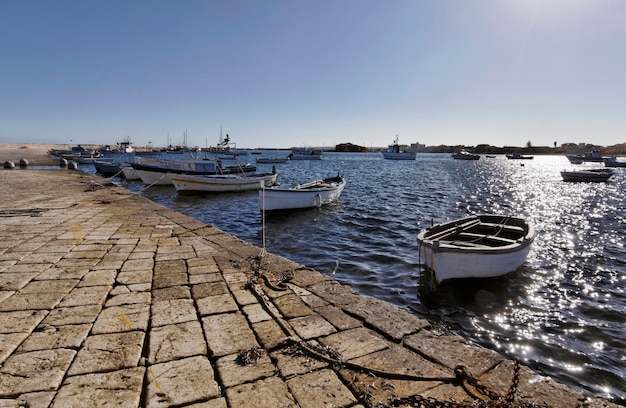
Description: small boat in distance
xmin=560 ymin=168 xmax=614 ymax=182
xmin=506 ymin=153 xmax=534 ymax=160
xmin=382 ymin=135 xmax=416 ymax=160
xmin=289 ymin=148 xmax=324 ymax=160
xmin=417 ymin=214 xmax=535 ymax=284
xmin=259 ymin=174 xmax=345 ymax=215
xmin=451 ymin=150 xmax=480 ymax=160
xmin=566 ymin=150 xmax=605 ymax=163
xmin=603 ymin=157 xmax=626 ymax=168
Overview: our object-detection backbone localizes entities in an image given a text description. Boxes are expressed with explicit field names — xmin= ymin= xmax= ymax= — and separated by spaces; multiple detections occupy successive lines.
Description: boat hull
xmin=560 ymin=170 xmax=614 ymax=182
xmin=417 ymin=214 xmax=535 ymax=284
xmin=170 ymin=173 xmax=278 ymax=193
xmin=259 ymin=177 xmax=345 ymax=213
xmin=382 ymin=152 xmax=416 ymax=160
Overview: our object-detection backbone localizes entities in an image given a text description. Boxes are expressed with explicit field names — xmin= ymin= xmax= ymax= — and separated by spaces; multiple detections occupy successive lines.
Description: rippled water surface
xmin=100 ymin=152 xmax=625 ymax=403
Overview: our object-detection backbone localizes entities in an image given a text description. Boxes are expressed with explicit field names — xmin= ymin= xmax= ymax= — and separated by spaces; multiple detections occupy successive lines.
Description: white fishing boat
xmin=132 ymin=157 xmax=256 ymax=185
xmin=259 ymin=175 xmax=345 ymax=215
xmin=451 ymin=150 xmax=480 ymax=160
xmin=170 ymin=172 xmax=278 ymax=194
xmin=382 ymin=136 xmax=416 ymax=160
xmin=417 ymin=214 xmax=535 ymax=284
xmin=566 ymin=150 xmax=605 ymax=163
xmin=506 ymin=153 xmax=533 ymax=160
xmin=560 ymin=168 xmax=614 ymax=182
xmin=289 ymin=148 xmax=324 ymax=160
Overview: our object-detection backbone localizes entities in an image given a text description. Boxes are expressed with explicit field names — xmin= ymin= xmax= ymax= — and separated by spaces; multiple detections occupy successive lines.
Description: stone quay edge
xmin=0 ymin=165 xmax=619 ymax=408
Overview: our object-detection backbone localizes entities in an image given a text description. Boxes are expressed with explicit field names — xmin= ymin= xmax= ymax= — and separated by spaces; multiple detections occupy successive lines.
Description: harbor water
xmin=91 ymin=151 xmax=625 ymax=404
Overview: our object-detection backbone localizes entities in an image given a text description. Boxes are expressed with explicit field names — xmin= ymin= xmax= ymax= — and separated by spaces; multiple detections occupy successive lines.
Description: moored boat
xmin=506 ymin=153 xmax=534 ymax=160
xmin=417 ymin=214 xmax=535 ymax=284
xmin=382 ymin=136 xmax=416 ymax=160
xmin=132 ymin=158 xmax=256 ymax=185
xmin=256 ymin=156 xmax=290 ymax=164
xmin=560 ymin=168 xmax=614 ymax=182
xmin=259 ymin=174 xmax=345 ymax=215
xmin=289 ymin=148 xmax=324 ymax=160
xmin=451 ymin=150 xmax=480 ymax=160
xmin=170 ymin=172 xmax=278 ymax=194
xmin=603 ymin=157 xmax=626 ymax=168
xmin=566 ymin=150 xmax=605 ymax=163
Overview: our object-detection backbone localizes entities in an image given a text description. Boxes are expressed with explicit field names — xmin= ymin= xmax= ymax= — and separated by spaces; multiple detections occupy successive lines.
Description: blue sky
xmin=1 ymin=0 xmax=625 ymax=149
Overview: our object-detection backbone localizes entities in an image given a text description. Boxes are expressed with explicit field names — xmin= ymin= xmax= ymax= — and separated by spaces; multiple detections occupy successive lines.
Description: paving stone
xmin=16 ymin=391 xmax=56 ymax=408
xmin=315 ymin=304 xmax=362 ymax=331
xmin=0 ymin=292 xmax=67 ymax=311
xmin=117 ymin=269 xmax=152 ymax=285
xmin=202 ymin=313 xmax=260 ymax=357
xmin=149 ymin=320 xmax=206 ymax=364
xmin=39 ymin=304 xmax=102 ymax=326
xmin=76 ymin=269 xmax=116 ymax=287
xmin=0 ymin=310 xmax=47 ymax=333
xmin=16 ymin=324 xmax=92 ymax=353
xmin=287 ymin=368 xmax=357 ymax=408
xmin=192 ymin=281 xmax=228 ymax=298
xmin=74 ymin=332 xmax=143 ymax=375
xmin=34 ymin=266 xmax=91 ymax=281
xmin=216 ymin=352 xmax=276 ymax=388
xmin=0 ymin=332 xmax=29 ymax=362
xmin=0 ymin=291 xmax=13 ymax=303
xmin=187 ymin=258 xmax=220 ymax=274
xmin=273 ymin=293 xmax=314 ymax=319
xmin=18 ymin=279 xmax=79 ymax=294
xmin=288 ymin=314 xmax=337 ymax=340
xmin=231 ymin=288 xmax=258 ymax=306
xmin=197 ymin=294 xmax=239 ymax=316
xmin=342 ymin=296 xmax=430 ymax=341
xmin=152 ymin=285 xmax=191 ymax=301
xmin=105 ymin=291 xmax=151 ymax=306
xmin=92 ymin=303 xmax=151 ymax=334
xmin=146 ymin=356 xmax=219 ymax=408
xmin=252 ymin=319 xmax=290 ymax=350
xmin=404 ymin=330 xmax=503 ymax=376
xmin=189 ymin=272 xmax=223 ymax=285
xmin=52 ymin=367 xmax=144 ymax=408
xmin=185 ymin=398 xmax=227 ymax=408
xmin=319 ymin=327 xmax=389 ymax=361
xmin=4 ymin=262 xmax=51 ymax=273
xmin=307 ymin=280 xmax=361 ymax=306
xmin=271 ymin=344 xmax=328 ymax=377
xmin=57 ymin=285 xmax=111 ymax=307
xmin=17 ymin=252 xmax=64 ymax=264
xmin=225 ymin=376 xmax=297 ymax=408
xmin=242 ymin=303 xmax=272 ymax=323
xmin=151 ymin=298 xmax=196 ymax=327
xmin=0 ymin=272 xmax=39 ymax=291
xmin=0 ymin=349 xmax=76 ymax=396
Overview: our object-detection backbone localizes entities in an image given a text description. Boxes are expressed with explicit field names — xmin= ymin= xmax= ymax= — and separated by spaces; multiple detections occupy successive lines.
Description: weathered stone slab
xmin=39 ymin=304 xmax=102 ymax=326
xmin=404 ymin=330 xmax=503 ymax=375
xmin=53 ymin=367 xmax=144 ymax=408
xmin=121 ymin=258 xmax=154 ymax=272
xmin=287 ymin=368 xmax=357 ymax=408
xmin=288 ymin=314 xmax=336 ymax=340
xmin=0 ymin=292 xmax=66 ymax=311
xmin=202 ymin=313 xmax=260 ymax=357
xmin=273 ymin=293 xmax=314 ymax=319
xmin=17 ymin=324 xmax=91 ymax=353
xmin=197 ymin=294 xmax=239 ymax=316
xmin=67 ymin=331 xmax=144 ymax=375
xmin=76 ymin=269 xmax=116 ymax=287
xmin=252 ymin=320 xmax=289 ymax=350
xmin=117 ymin=269 xmax=152 ymax=285
xmin=106 ymin=291 xmax=151 ymax=307
xmin=231 ymin=288 xmax=258 ymax=306
xmin=319 ymin=328 xmax=389 ymax=361
xmin=0 ymin=310 xmax=47 ymax=333
xmin=0 ymin=272 xmax=39 ymax=291
xmin=307 ymin=280 xmax=361 ymax=306
xmin=187 ymin=258 xmax=220 ymax=274
xmin=57 ymin=285 xmax=111 ymax=307
xmin=216 ymin=352 xmax=275 ymax=388
xmin=0 ymin=349 xmax=76 ymax=396
xmin=271 ymin=344 xmax=328 ymax=377
xmin=18 ymin=279 xmax=79 ymax=294
xmin=242 ymin=303 xmax=272 ymax=324
xmin=16 ymin=391 xmax=56 ymax=408
xmin=146 ymin=356 xmax=219 ymax=408
xmin=192 ymin=281 xmax=228 ymax=298
xmin=92 ymin=303 xmax=150 ymax=334
xmin=0 ymin=332 xmax=29 ymax=362
xmin=190 ymin=272 xmax=223 ymax=285
xmin=225 ymin=376 xmax=296 ymax=408
xmin=5 ymin=262 xmax=51 ymax=273
xmin=343 ymin=296 xmax=430 ymax=341
xmin=184 ymin=398 xmax=227 ymax=408
xmin=149 ymin=320 xmax=206 ymax=364
xmin=0 ymin=290 xmax=13 ymax=303
xmin=16 ymin=252 xmax=64 ymax=264
xmin=152 ymin=285 xmax=191 ymax=301
xmin=151 ymin=299 xmax=196 ymax=327
xmin=315 ymin=305 xmax=362 ymax=331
